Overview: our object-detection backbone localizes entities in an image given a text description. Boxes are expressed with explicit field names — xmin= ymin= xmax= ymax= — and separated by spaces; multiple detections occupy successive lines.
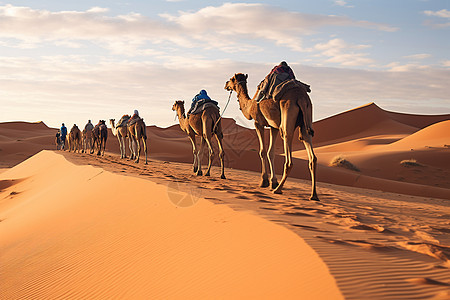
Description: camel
xmin=127 ymin=117 xmax=148 ymax=164
xmin=224 ymin=73 xmax=318 ymax=200
xmin=81 ymin=128 xmax=94 ymax=154
xmin=110 ymin=117 xmax=133 ymax=159
xmin=68 ymin=124 xmax=82 ymax=153
xmin=92 ymin=120 xmax=108 ymax=156
xmin=172 ymin=100 xmax=226 ymax=179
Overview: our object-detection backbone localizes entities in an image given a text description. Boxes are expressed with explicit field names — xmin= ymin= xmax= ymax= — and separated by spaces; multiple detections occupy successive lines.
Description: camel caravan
xmin=56 ymin=62 xmax=318 ymax=200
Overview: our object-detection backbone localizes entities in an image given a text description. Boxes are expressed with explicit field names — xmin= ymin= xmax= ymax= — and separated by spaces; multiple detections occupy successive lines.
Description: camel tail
xmin=212 ymin=114 xmax=223 ymax=139
xmin=140 ymin=120 xmax=147 ymax=140
xmin=297 ymin=93 xmax=314 ymax=138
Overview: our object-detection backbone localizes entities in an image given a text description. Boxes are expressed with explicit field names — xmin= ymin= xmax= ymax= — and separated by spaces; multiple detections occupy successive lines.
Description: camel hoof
xmin=271 ymin=181 xmax=279 ymax=190
xmin=196 ymin=170 xmax=203 ymax=176
xmin=221 ymin=175 xmax=226 ymax=179
xmin=273 ymin=186 xmax=283 ymax=194
xmin=309 ymin=195 xmax=320 ymax=201
xmin=193 ymin=166 xmax=198 ymax=173
xmin=205 ymin=172 xmax=210 ymax=177
xmin=260 ymin=178 xmax=270 ymax=188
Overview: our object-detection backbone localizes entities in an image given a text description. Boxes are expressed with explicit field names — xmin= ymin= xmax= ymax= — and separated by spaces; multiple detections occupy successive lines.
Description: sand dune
xmin=389 ymin=120 xmax=450 ymax=149
xmin=2 ymin=150 xmax=449 ymax=299
xmin=0 ymin=151 xmax=342 ymax=299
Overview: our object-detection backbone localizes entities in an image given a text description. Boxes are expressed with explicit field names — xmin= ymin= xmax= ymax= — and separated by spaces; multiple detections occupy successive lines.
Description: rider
xmin=128 ymin=109 xmax=140 ymax=125
xmin=85 ymin=119 xmax=94 ymax=132
xmin=60 ymin=123 xmax=67 ymax=150
xmin=188 ymin=89 xmax=211 ymax=116
xmin=255 ymin=61 xmax=296 ymax=102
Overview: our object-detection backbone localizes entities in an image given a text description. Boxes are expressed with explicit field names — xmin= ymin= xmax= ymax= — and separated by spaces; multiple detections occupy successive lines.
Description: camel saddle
xmin=128 ymin=116 xmax=142 ymax=126
xmin=273 ymin=79 xmax=311 ymax=101
xmin=116 ymin=115 xmax=130 ymax=128
xmin=189 ymin=99 xmax=219 ymax=116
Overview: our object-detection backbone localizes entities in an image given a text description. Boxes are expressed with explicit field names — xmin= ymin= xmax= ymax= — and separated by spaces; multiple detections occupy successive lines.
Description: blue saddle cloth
xmin=188 ymin=99 xmax=219 ymax=115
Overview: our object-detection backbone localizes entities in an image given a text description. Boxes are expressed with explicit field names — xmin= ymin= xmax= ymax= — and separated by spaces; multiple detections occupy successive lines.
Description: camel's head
xmin=109 ymin=119 xmax=115 ymax=124
xmin=224 ymin=73 xmax=248 ymax=92
xmin=172 ymin=100 xmax=185 ymax=112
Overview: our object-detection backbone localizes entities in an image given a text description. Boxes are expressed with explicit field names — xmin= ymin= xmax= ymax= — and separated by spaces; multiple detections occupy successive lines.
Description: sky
xmin=0 ymin=0 xmax=449 ymax=129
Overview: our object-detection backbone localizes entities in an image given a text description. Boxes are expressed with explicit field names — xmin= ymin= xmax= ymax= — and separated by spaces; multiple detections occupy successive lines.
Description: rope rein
xmin=212 ymin=90 xmax=233 ymax=133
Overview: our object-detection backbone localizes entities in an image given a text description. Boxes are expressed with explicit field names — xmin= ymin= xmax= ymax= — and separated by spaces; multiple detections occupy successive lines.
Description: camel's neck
xmin=176 ymin=109 xmax=189 ymax=132
xmin=110 ymin=122 xmax=118 ymax=136
xmin=236 ymin=84 xmax=255 ymax=120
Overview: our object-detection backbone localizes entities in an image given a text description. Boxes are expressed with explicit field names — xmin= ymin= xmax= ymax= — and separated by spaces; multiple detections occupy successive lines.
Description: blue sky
xmin=0 ymin=0 xmax=449 ymax=128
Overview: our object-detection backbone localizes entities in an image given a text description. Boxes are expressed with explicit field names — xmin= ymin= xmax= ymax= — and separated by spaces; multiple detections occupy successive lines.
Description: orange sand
xmin=0 ymin=151 xmax=342 ymax=299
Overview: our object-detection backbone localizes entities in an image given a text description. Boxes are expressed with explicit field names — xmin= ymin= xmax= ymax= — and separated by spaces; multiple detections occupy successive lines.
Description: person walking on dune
xmin=60 ymin=123 xmax=67 ymax=150
xmin=55 ymin=130 xmax=61 ymax=150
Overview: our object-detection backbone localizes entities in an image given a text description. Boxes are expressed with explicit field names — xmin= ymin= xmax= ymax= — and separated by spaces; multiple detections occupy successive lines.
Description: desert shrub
xmin=329 ymin=155 xmax=360 ymax=172
xmin=400 ymin=159 xmax=424 ymax=167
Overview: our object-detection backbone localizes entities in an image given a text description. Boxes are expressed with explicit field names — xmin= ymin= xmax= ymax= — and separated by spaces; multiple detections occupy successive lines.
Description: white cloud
xmin=334 ymin=0 xmax=354 ymax=8
xmin=442 ymin=60 xmax=450 ymax=67
xmin=160 ymin=3 xmax=396 ymax=51
xmin=0 ymin=3 xmax=397 ymax=54
xmin=314 ymin=38 xmax=374 ymax=66
xmin=403 ymin=53 xmax=431 ymax=60
xmin=424 ymin=9 xmax=450 ymax=18
xmin=423 ymin=9 xmax=450 ymax=28
xmin=385 ymin=62 xmax=430 ymax=72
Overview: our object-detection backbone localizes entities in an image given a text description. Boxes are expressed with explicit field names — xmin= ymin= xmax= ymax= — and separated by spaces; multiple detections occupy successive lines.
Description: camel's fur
xmin=225 ymin=73 xmax=318 ymax=200
xmin=82 ymin=128 xmax=94 ymax=154
xmin=172 ymin=100 xmax=226 ymax=179
xmin=127 ymin=118 xmax=148 ymax=164
xmin=110 ymin=118 xmax=133 ymax=159
xmin=92 ymin=120 xmax=108 ymax=156
xmin=68 ymin=124 xmax=82 ymax=153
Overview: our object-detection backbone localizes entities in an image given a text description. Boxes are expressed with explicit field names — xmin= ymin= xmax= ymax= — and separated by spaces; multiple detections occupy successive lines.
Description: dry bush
xmin=329 ymin=155 xmax=360 ymax=172
xmin=400 ymin=159 xmax=424 ymax=167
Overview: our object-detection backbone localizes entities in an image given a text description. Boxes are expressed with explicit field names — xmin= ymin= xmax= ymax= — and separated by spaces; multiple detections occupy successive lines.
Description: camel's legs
xmin=203 ymin=132 xmax=214 ymax=177
xmin=129 ymin=137 xmax=136 ymax=160
xmin=122 ymin=135 xmax=128 ymax=158
xmin=90 ymin=138 xmax=94 ymax=154
xmin=142 ymin=136 xmax=148 ymax=165
xmin=127 ymin=137 xmax=134 ymax=159
xmin=273 ymin=103 xmax=298 ymax=194
xmin=118 ymin=136 xmax=125 ymax=158
xmin=135 ymin=133 xmax=141 ymax=163
xmin=188 ymin=134 xmax=198 ymax=173
xmin=302 ymin=132 xmax=319 ymax=201
xmin=254 ymin=123 xmax=270 ymax=187
xmin=196 ymin=137 xmax=205 ymax=176
xmin=215 ymin=135 xmax=226 ymax=179
xmin=97 ymin=139 xmax=102 ymax=156
xmin=267 ymin=127 xmax=279 ymax=189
